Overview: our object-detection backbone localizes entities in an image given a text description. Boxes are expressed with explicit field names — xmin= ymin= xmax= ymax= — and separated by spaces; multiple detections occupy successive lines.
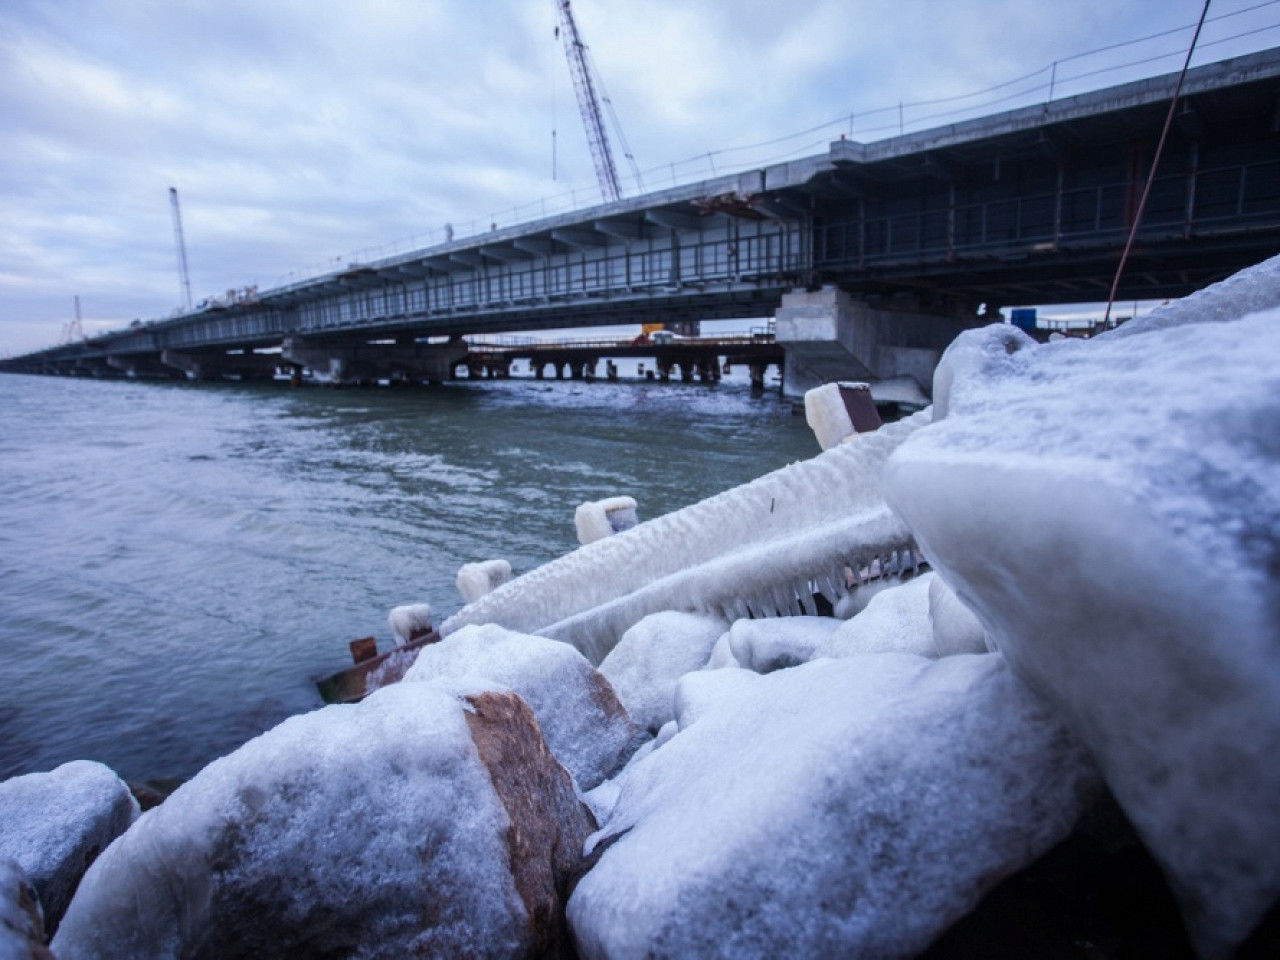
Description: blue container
xmin=1010 ymin=307 xmax=1037 ymax=332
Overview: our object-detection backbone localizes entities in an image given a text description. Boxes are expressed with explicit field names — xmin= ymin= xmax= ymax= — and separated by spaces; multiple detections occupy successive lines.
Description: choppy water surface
xmin=0 ymin=372 xmax=814 ymax=782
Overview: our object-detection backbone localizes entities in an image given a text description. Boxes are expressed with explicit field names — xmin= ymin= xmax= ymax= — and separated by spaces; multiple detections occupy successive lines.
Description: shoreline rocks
xmin=0 ymin=760 xmax=138 ymax=936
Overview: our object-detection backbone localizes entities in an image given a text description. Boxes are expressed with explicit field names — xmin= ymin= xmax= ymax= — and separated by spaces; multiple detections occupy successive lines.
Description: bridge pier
xmin=106 ymin=353 xmax=181 ymax=379
xmin=283 ymin=336 xmax=467 ymax=385
xmin=160 ymin=349 xmax=279 ymax=381
xmin=774 ymin=286 xmax=973 ymax=401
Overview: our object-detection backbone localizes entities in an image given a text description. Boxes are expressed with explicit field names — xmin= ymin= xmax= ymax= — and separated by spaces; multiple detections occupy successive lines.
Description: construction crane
xmin=62 ymin=295 xmax=85 ymax=343
xmin=169 ymin=187 xmax=194 ymax=312
xmin=553 ymin=0 xmax=640 ymax=203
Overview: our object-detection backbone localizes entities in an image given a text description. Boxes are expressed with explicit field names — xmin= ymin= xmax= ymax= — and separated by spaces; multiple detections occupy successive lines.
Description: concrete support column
xmin=774 ymin=285 xmax=973 ymax=400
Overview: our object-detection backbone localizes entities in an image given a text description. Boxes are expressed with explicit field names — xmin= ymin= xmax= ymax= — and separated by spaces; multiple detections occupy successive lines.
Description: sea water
xmin=0 ymin=371 xmax=815 ymax=782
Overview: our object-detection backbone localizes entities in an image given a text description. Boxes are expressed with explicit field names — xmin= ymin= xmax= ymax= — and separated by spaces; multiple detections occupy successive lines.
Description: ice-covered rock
xmin=402 ymin=623 xmax=634 ymax=789
xmin=568 ymin=653 xmax=1098 ymax=959
xmin=0 ymin=860 xmax=53 ymax=960
xmin=723 ymin=615 xmax=842 ymax=673
xmin=929 ymin=573 xmax=989 ymax=655
xmin=885 ymin=268 xmax=1280 ymax=956
xmin=703 ymin=632 xmax=740 ymax=669
xmin=598 ymin=611 xmax=728 ymax=733
xmin=387 ymin=602 xmax=433 ymax=644
xmin=0 ymin=760 xmax=138 ymax=934
xmin=53 ymin=683 xmax=596 ymax=959
xmin=456 ymin=558 xmax=512 ymax=604
xmin=819 ymin=573 xmax=938 ymax=658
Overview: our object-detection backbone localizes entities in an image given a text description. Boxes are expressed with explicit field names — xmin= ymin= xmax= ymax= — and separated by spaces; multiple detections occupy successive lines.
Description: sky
xmin=1 ymin=0 xmax=1277 ymax=355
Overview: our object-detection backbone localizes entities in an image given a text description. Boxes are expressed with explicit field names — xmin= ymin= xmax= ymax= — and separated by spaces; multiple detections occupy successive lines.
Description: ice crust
xmin=386 ymin=602 xmax=433 ymax=644
xmin=402 ymin=623 xmax=634 ymax=789
xmin=568 ymin=653 xmax=1098 ymax=959
xmin=928 ymin=574 xmax=989 ymax=655
xmin=804 ymin=381 xmax=863 ymax=450
xmin=818 ymin=572 xmax=985 ymax=661
xmin=820 ymin=574 xmax=937 ymax=658
xmin=574 ymin=496 xmax=638 ymax=545
xmin=52 ymin=684 xmax=525 ymax=959
xmin=0 ymin=760 xmax=138 ymax=934
xmin=723 ymin=615 xmax=842 ymax=672
xmin=456 ymin=559 xmax=512 ymax=604
xmin=443 ymin=411 xmax=930 ymax=661
xmin=885 ymin=263 xmax=1280 ymax=956
xmin=598 ymin=611 xmax=729 ymax=734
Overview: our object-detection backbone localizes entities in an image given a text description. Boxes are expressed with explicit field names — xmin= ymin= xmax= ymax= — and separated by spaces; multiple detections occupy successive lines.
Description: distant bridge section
xmin=5 ymin=48 xmax=1279 ymax=397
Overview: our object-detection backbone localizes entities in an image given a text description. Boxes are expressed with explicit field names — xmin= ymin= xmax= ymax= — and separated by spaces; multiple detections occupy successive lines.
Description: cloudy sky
xmin=1 ymin=0 xmax=1276 ymax=354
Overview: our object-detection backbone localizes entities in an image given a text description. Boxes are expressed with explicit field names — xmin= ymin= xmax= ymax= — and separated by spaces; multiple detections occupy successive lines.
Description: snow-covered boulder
xmin=723 ymin=616 xmax=842 ymax=673
xmin=0 ymin=760 xmax=138 ymax=934
xmin=53 ymin=683 xmax=596 ymax=959
xmin=569 ymin=653 xmax=1097 ymax=958
xmin=820 ymin=573 xmax=938 ymax=658
xmin=599 ymin=611 xmax=728 ymax=733
xmin=885 ymin=264 xmax=1280 ymax=956
xmin=403 ymin=623 xmax=634 ymax=789
xmin=387 ymin=602 xmax=433 ymax=644
xmin=0 ymin=860 xmax=52 ymax=960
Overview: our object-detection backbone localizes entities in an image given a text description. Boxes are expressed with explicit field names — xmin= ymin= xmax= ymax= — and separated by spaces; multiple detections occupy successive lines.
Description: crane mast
xmin=169 ymin=186 xmax=194 ymax=312
xmin=554 ymin=0 xmax=622 ymax=203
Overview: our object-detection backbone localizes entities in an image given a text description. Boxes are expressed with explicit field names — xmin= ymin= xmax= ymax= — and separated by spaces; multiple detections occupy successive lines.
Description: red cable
xmin=1104 ymin=0 xmax=1213 ymax=326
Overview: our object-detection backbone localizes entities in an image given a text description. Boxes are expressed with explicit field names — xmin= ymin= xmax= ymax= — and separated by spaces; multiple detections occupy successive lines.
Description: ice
xmin=568 ymin=653 xmax=1098 ymax=958
xmin=819 ymin=573 xmax=967 ymax=659
xmin=929 ymin=574 xmax=990 ymax=655
xmin=443 ymin=411 xmax=929 ymax=662
xmin=885 ymin=263 xmax=1280 ymax=956
xmin=402 ymin=623 xmax=634 ymax=789
xmin=598 ymin=611 xmax=729 ymax=734
xmin=455 ymin=558 xmax=512 ymax=604
xmin=0 ymin=760 xmax=138 ymax=935
xmin=386 ymin=602 xmax=433 ymax=644
xmin=703 ymin=633 xmax=739 ymax=669
xmin=723 ymin=616 xmax=842 ymax=673
xmin=53 ymin=683 xmax=532 ymax=959
xmin=574 ymin=496 xmax=639 ymax=545
xmin=671 ymin=667 xmax=761 ymax=732
xmin=804 ymin=381 xmax=868 ymax=450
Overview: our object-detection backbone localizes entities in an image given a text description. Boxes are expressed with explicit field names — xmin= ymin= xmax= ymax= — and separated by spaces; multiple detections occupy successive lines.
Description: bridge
xmin=4 ymin=47 xmax=1278 ymax=397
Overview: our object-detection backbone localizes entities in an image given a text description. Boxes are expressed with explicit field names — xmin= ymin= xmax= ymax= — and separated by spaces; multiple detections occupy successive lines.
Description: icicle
xmin=799 ymin=588 xmax=817 ymax=617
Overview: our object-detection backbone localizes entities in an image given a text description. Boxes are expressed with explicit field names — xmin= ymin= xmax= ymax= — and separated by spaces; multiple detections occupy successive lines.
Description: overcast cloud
xmin=1 ymin=0 xmax=1276 ymax=354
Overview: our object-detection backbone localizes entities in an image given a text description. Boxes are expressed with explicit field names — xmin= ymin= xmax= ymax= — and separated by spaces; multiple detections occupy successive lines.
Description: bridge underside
xmin=5 ymin=48 xmax=1278 ymax=397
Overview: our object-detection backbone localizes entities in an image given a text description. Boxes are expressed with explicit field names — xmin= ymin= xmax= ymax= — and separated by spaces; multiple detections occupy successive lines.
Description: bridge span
xmin=4 ymin=48 xmax=1278 ymax=397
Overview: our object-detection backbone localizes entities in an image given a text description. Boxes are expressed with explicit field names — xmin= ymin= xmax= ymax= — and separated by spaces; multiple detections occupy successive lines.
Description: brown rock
xmin=0 ymin=859 xmax=55 ymax=960
xmin=465 ymin=692 xmax=599 ymax=958
xmin=53 ymin=683 xmax=598 ymax=959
